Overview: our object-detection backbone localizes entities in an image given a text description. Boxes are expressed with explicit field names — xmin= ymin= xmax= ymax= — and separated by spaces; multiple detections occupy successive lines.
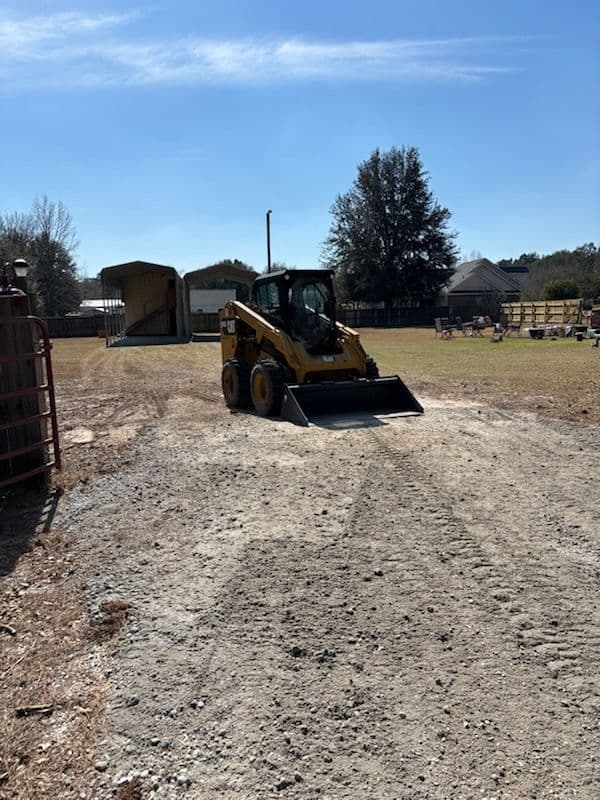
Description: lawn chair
xmin=460 ymin=317 xmax=474 ymax=336
xmin=434 ymin=317 xmax=455 ymax=340
xmin=490 ymin=325 xmax=504 ymax=343
xmin=471 ymin=316 xmax=490 ymax=336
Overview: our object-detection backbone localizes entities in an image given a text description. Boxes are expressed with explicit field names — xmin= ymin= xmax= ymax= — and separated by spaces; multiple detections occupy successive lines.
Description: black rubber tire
xmin=250 ymin=360 xmax=285 ymax=417
xmin=365 ymin=356 xmax=380 ymax=379
xmin=221 ymin=359 xmax=250 ymax=408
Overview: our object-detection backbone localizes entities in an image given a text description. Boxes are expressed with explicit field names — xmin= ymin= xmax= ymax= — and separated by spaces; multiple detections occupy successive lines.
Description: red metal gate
xmin=0 ymin=315 xmax=61 ymax=489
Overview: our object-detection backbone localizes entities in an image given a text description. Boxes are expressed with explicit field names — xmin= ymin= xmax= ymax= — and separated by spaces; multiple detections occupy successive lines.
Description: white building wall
xmin=189 ymin=289 xmax=235 ymax=313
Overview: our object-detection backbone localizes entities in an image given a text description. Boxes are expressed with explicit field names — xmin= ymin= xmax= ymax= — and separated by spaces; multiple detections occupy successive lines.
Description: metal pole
xmin=266 ymin=209 xmax=272 ymax=273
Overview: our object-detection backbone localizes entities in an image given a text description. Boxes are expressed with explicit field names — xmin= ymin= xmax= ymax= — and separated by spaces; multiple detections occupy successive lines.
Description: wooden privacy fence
xmin=500 ymin=299 xmax=583 ymax=327
xmin=191 ymin=312 xmax=220 ymax=333
xmin=192 ymin=306 xmax=471 ymax=331
xmin=45 ymin=315 xmax=105 ymax=338
xmin=337 ymin=306 xmax=461 ymax=328
xmin=190 ymin=305 xmax=481 ymax=332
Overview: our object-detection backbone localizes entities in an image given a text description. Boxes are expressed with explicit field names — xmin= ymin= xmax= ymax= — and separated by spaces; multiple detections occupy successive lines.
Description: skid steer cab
xmin=218 ymin=268 xmax=423 ymax=425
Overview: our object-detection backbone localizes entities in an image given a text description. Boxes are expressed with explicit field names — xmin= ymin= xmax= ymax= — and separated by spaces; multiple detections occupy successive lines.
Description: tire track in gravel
xmin=365 ymin=420 xmax=600 ymax=797
xmin=370 ymin=425 xmax=600 ymax=700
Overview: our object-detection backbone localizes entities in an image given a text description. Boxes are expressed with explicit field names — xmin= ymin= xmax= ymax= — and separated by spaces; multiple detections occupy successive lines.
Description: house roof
xmin=497 ymin=264 xmax=530 ymax=288
xmin=447 ymin=258 xmax=522 ymax=295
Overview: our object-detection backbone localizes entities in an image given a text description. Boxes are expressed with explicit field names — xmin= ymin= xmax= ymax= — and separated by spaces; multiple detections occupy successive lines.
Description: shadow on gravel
xmin=229 ymin=409 xmax=419 ymax=429
xmin=310 ymin=412 xmax=387 ymax=429
xmin=0 ymin=487 xmax=61 ymax=576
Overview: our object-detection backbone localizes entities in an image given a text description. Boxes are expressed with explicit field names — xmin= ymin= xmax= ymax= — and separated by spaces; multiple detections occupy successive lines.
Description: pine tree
xmin=31 ymin=233 xmax=81 ymax=316
xmin=323 ymin=147 xmax=457 ymax=315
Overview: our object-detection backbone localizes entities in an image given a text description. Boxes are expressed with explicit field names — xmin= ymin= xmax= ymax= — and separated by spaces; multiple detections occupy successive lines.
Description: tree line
xmin=498 ymin=245 xmax=600 ymax=302
xmin=322 ymin=149 xmax=599 ymax=307
xmin=0 ymin=196 xmax=80 ymax=316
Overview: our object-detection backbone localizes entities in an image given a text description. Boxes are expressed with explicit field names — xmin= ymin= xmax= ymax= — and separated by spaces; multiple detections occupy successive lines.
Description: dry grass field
xmin=51 ymin=329 xmax=600 ymax=456
xmin=1 ymin=329 xmax=599 ymax=800
xmin=360 ymin=327 xmax=600 ymax=424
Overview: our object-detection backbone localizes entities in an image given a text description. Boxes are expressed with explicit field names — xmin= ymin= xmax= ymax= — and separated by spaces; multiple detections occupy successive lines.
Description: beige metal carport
xmin=101 ymin=261 xmax=190 ymax=346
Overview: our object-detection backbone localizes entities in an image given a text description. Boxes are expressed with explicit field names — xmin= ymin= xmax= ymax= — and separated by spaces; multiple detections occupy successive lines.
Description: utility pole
xmin=266 ymin=209 xmax=272 ymax=273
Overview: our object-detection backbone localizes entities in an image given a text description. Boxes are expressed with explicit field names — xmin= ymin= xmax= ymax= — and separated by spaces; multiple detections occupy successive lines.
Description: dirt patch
xmin=48 ymin=334 xmax=600 ymax=493
xmin=90 ymin=599 xmax=132 ymax=643
xmin=0 ymin=494 xmax=109 ymax=800
xmin=63 ymin=427 xmax=97 ymax=445
xmin=50 ymin=338 xmax=221 ymax=488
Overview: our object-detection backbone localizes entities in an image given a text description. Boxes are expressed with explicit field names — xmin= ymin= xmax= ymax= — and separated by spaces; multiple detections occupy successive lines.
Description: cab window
xmin=255 ymin=281 xmax=281 ymax=317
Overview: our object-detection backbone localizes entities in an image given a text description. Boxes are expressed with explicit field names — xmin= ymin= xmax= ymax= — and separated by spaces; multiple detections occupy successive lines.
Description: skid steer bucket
xmin=280 ymin=376 xmax=423 ymax=426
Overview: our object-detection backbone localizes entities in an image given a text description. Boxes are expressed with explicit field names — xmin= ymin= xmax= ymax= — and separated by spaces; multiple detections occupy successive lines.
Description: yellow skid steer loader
xmin=219 ymin=269 xmax=422 ymax=425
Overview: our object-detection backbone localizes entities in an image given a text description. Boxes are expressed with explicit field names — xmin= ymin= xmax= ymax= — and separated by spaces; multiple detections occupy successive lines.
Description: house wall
xmin=442 ymin=261 xmax=523 ymax=307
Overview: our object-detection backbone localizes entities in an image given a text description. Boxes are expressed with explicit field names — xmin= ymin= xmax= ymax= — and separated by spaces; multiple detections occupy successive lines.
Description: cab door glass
xmin=296 ymin=280 xmax=331 ymax=319
xmin=256 ymin=282 xmax=281 ymax=317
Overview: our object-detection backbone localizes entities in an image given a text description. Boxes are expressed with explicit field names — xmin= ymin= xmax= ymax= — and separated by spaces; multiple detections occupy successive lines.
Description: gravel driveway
xmin=63 ymin=394 xmax=600 ymax=799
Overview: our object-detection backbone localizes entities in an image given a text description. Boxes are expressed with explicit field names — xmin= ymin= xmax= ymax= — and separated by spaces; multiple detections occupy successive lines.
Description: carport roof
xmin=184 ymin=263 xmax=258 ymax=286
xmin=101 ymin=260 xmax=178 ymax=284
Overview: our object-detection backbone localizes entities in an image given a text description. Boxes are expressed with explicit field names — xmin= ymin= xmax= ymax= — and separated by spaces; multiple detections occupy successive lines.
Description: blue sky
xmin=1 ymin=1 xmax=598 ymax=276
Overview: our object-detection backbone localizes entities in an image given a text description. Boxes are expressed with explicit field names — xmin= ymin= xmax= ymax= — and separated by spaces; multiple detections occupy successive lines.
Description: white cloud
xmin=0 ymin=10 xmax=520 ymax=90
xmin=0 ymin=11 xmax=136 ymax=56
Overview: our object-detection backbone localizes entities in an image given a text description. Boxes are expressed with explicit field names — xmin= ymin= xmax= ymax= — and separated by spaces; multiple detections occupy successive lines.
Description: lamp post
xmin=13 ymin=259 xmax=30 ymax=281
xmin=1 ymin=259 xmax=30 ymax=310
xmin=13 ymin=260 xmax=30 ymax=312
xmin=266 ymin=209 xmax=272 ymax=273
xmin=1 ymin=259 xmax=30 ymax=290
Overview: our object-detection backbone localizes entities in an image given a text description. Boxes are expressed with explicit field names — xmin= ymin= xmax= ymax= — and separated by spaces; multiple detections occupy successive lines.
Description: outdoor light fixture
xmin=1 ymin=259 xmax=30 ymax=294
xmin=12 ymin=259 xmax=30 ymax=279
